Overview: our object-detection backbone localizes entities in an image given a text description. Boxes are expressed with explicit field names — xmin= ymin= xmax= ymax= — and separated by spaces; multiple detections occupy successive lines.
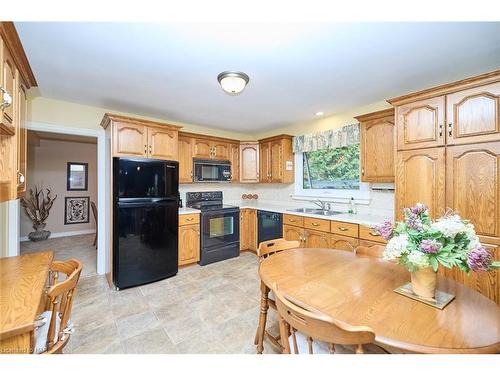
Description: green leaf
xmin=430 ymin=257 xmax=439 ymax=272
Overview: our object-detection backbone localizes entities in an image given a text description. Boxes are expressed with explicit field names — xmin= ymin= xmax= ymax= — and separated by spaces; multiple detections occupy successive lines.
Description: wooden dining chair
xmin=33 ymin=259 xmax=83 ymax=354
xmin=354 ymin=244 xmax=385 ymax=258
xmin=274 ymin=284 xmax=380 ymax=354
xmin=91 ymin=201 xmax=97 ymax=248
xmin=255 ymin=238 xmax=300 ymax=354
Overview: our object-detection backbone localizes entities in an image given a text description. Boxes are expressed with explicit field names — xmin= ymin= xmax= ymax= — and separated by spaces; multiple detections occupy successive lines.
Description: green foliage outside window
xmin=303 ymin=144 xmax=360 ymax=190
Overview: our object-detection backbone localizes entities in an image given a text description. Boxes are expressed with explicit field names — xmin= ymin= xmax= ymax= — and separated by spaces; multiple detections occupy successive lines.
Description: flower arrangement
xmin=372 ymin=203 xmax=500 ymax=274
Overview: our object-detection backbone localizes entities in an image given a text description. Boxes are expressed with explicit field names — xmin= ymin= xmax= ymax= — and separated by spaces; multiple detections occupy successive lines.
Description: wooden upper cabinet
xmin=193 ymin=138 xmax=212 ymax=159
xmin=396 ymin=148 xmax=446 ymax=220
xmin=395 ymin=96 xmax=445 ymax=150
xmin=178 ymin=135 xmax=193 ymax=183
xmin=446 ymin=82 xmax=500 ymax=146
xmin=102 ymin=114 xmax=181 ymax=160
xmin=113 ymin=122 xmax=148 ymax=157
xmin=229 ymin=143 xmax=239 ymax=182
xmin=355 ymin=108 xmax=395 ymax=182
xmin=240 ymin=142 xmax=259 ymax=183
xmin=258 ymin=135 xmax=294 ymax=184
xmin=16 ymin=79 xmax=27 ymax=197
xmin=446 ymin=142 xmax=500 ymax=243
xmin=148 ymin=127 xmax=178 ymax=161
xmin=259 ymin=141 xmax=270 ymax=182
xmin=0 ymin=40 xmax=16 ymax=134
xmin=212 ymin=141 xmax=229 ymax=160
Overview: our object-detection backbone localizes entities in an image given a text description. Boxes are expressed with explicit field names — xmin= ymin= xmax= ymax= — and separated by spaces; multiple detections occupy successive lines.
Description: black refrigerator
xmin=113 ymin=157 xmax=179 ymax=289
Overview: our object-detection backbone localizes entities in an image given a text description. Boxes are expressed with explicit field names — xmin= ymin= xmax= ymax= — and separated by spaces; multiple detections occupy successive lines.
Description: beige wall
xmin=255 ymin=100 xmax=392 ymax=139
xmin=29 ymin=96 xmax=250 ymax=140
xmin=20 ymin=138 xmax=98 ymax=238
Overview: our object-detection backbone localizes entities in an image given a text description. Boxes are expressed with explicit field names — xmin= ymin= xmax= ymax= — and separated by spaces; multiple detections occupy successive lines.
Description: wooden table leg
xmin=255 ymin=281 xmax=270 ymax=354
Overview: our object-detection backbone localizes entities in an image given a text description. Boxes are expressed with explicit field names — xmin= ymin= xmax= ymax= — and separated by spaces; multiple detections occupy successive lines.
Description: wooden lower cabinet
xmin=240 ymin=209 xmax=257 ymax=251
xmin=283 ymin=224 xmax=305 ymax=247
xmin=305 ymin=229 xmax=330 ymax=248
xmin=178 ymin=217 xmax=200 ymax=266
xmin=330 ymin=234 xmax=359 ymax=252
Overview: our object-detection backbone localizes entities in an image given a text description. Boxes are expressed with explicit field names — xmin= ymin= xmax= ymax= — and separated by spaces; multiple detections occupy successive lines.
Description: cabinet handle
xmin=288 ymin=218 xmax=296 ymax=222
xmin=144 ymin=145 xmax=147 ymax=154
xmin=369 ymin=231 xmax=380 ymax=237
xmin=18 ymin=172 xmax=25 ymax=185
xmin=448 ymin=123 xmax=452 ymax=137
xmin=338 ymin=226 xmax=349 ymax=231
xmin=190 ymin=171 xmax=193 ymax=178
xmin=439 ymin=123 xmax=443 ymax=137
xmin=0 ymin=87 xmax=12 ymax=109
xmin=185 ymin=217 xmax=194 ymax=221
xmin=311 ymin=222 xmax=319 ymax=227
xmin=361 ymin=168 xmax=365 ymax=176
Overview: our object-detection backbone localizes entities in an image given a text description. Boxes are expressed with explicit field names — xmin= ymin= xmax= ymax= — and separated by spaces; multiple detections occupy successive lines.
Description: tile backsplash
xmin=180 ymin=183 xmax=394 ymax=217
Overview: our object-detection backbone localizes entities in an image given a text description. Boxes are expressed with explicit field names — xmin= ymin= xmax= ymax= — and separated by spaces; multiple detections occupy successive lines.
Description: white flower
xmin=431 ymin=215 xmax=467 ymax=238
xmin=383 ymin=234 xmax=409 ymax=261
xmin=406 ymin=250 xmax=431 ymax=269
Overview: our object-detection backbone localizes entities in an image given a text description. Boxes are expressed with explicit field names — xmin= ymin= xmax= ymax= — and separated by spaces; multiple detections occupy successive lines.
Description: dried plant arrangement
xmin=21 ymin=186 xmax=57 ymax=241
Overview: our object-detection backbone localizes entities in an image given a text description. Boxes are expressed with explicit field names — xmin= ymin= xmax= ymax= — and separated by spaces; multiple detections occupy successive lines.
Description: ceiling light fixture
xmin=217 ymin=71 xmax=249 ymax=95
xmin=315 ymin=111 xmax=324 ymax=116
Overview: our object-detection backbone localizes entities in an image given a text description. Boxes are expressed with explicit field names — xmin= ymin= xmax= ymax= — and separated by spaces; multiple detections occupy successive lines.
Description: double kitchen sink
xmin=287 ymin=208 xmax=343 ymax=216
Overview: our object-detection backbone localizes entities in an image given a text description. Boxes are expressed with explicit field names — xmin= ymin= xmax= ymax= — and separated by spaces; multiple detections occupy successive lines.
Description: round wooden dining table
xmin=259 ymin=248 xmax=500 ymax=354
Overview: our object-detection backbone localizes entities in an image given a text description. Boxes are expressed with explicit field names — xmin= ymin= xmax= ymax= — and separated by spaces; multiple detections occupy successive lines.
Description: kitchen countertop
xmin=227 ymin=200 xmax=392 ymax=227
xmin=179 ymin=207 xmax=201 ymax=215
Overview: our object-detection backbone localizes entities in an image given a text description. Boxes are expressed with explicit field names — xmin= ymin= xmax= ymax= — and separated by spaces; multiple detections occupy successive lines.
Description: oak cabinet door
xmin=229 ymin=143 xmax=239 ymax=182
xmin=148 ymin=127 xmax=178 ymax=161
xmin=446 ymin=82 xmax=500 ymax=146
xmin=178 ymin=224 xmax=200 ymax=266
xmin=396 ymin=96 xmax=445 ymax=150
xmin=193 ymin=138 xmax=212 ymax=159
xmin=446 ymin=142 xmax=500 ymax=241
xmin=361 ymin=115 xmax=395 ymax=182
xmin=1 ymin=41 xmax=16 ymax=133
xmin=305 ymin=229 xmax=330 ymax=248
xmin=212 ymin=141 xmax=230 ymax=160
xmin=396 ymin=148 xmax=446 ymax=220
xmin=330 ymin=234 xmax=359 ymax=252
xmin=16 ymin=80 xmax=27 ymax=197
xmin=270 ymin=141 xmax=283 ymax=183
xmin=240 ymin=143 xmax=259 ymax=183
xmin=239 ymin=209 xmax=248 ymax=250
xmin=247 ymin=209 xmax=258 ymax=251
xmin=113 ymin=122 xmax=147 ymax=157
xmin=283 ymin=225 xmax=305 ymax=247
xmin=259 ymin=141 xmax=270 ymax=182
xmin=178 ymin=136 xmax=193 ymax=183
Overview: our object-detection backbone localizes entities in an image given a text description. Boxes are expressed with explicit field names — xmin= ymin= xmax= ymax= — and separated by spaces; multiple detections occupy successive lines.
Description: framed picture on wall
xmin=67 ymin=162 xmax=88 ymax=191
xmin=64 ymin=196 xmax=90 ymax=225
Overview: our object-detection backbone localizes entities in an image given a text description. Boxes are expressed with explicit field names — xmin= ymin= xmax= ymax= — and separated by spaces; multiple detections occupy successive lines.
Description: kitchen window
xmin=294 ymin=144 xmax=370 ymax=201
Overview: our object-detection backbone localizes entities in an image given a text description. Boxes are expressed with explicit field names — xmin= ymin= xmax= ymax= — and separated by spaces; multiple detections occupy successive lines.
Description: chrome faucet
xmin=312 ymin=199 xmax=330 ymax=211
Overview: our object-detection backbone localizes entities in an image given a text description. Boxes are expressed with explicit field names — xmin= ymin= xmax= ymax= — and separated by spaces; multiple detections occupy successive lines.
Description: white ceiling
xmin=16 ymin=22 xmax=500 ymax=133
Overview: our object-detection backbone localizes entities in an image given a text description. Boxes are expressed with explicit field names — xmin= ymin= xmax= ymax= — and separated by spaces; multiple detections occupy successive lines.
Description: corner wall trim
xmin=20 ymin=229 xmax=96 ymax=242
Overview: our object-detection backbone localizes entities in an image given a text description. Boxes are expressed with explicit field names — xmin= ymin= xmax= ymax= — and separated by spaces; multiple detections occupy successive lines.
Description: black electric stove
xmin=186 ymin=191 xmax=240 ymax=265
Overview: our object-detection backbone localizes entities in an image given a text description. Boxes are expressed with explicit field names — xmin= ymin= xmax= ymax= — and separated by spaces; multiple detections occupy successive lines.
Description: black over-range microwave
xmin=193 ymin=159 xmax=232 ymax=182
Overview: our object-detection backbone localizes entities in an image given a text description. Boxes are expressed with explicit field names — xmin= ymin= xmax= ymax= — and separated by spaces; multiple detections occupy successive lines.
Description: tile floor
xmin=65 ymin=252 xmax=282 ymax=354
xmin=21 ymin=234 xmax=97 ymax=277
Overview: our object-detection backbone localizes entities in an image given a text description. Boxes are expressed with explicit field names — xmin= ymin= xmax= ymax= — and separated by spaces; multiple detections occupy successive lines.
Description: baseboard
xmin=20 ymin=229 xmax=96 ymax=242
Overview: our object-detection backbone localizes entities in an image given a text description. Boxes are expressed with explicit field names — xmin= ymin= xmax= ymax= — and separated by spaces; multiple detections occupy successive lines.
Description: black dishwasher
xmin=257 ymin=210 xmax=283 ymax=245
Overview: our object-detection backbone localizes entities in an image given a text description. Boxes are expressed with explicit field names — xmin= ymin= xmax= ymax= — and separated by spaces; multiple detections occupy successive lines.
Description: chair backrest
xmin=274 ymin=285 xmax=375 ymax=354
xmin=257 ymin=238 xmax=300 ymax=260
xmin=354 ymin=244 xmax=385 ymax=258
xmin=43 ymin=259 xmax=82 ymax=354
xmin=91 ymin=201 xmax=97 ymax=225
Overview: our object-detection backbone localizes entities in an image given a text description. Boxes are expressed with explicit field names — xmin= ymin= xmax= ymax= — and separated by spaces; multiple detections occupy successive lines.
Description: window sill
xmin=290 ymin=194 xmax=371 ymax=205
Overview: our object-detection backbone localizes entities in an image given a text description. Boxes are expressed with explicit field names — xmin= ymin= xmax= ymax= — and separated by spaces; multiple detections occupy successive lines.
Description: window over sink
xmin=294 ymin=144 xmax=370 ymax=201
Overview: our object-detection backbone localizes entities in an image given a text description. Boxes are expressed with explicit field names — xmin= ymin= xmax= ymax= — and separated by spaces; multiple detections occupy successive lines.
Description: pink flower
xmin=372 ymin=221 xmax=393 ymax=241
xmin=467 ymin=245 xmax=492 ymax=272
xmin=411 ymin=203 xmax=428 ymax=216
xmin=420 ymin=239 xmax=441 ymax=254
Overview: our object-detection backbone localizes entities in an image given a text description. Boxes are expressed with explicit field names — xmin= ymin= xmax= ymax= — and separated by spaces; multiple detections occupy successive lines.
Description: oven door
xmin=193 ymin=160 xmax=231 ymax=182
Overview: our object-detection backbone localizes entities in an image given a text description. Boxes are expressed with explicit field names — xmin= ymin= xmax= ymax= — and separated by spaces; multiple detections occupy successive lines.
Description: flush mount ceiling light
xmin=315 ymin=111 xmax=324 ymax=116
xmin=217 ymin=71 xmax=249 ymax=95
